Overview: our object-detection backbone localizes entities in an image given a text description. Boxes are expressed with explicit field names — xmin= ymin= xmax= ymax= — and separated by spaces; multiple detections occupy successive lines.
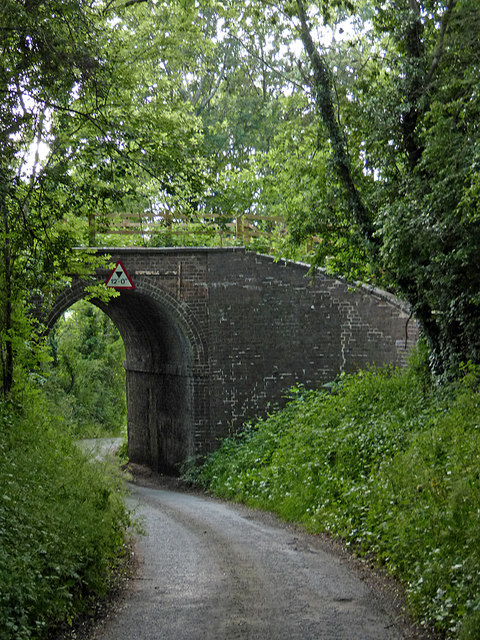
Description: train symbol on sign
xmin=105 ymin=261 xmax=135 ymax=289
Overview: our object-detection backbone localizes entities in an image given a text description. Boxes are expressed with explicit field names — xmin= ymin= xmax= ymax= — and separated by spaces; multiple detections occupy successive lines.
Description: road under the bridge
xmin=90 ymin=477 xmax=430 ymax=640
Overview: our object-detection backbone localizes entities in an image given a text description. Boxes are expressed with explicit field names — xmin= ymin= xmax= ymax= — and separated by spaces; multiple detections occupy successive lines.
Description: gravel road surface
xmin=90 ymin=479 xmax=420 ymax=640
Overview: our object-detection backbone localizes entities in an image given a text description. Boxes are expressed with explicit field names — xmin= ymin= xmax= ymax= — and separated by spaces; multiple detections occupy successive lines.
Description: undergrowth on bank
xmin=188 ymin=350 xmax=480 ymax=639
xmin=0 ymin=384 xmax=130 ymax=640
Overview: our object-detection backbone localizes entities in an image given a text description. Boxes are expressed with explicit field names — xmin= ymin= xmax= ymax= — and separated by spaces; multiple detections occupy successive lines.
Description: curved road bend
xmin=93 ymin=483 xmax=409 ymax=640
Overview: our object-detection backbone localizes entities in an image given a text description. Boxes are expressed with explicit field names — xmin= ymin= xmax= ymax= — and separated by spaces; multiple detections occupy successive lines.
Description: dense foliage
xmin=0 ymin=0 xmax=207 ymax=397
xmin=197 ymin=0 xmax=480 ymax=378
xmin=0 ymin=387 xmax=130 ymax=640
xmin=189 ymin=356 xmax=480 ymax=639
xmin=2 ymin=0 xmax=480 ymax=385
xmin=292 ymin=0 xmax=480 ymax=378
xmin=1 ymin=0 xmax=480 ymax=635
xmin=44 ymin=301 xmax=126 ymax=438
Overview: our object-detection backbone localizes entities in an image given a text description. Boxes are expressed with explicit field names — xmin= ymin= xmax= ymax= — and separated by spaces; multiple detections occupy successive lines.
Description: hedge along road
xmin=91 ymin=476 xmax=429 ymax=640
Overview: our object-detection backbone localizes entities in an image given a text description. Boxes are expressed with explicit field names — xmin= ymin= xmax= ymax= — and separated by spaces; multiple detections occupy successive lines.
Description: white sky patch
xmin=25 ymin=140 xmax=50 ymax=167
xmin=19 ymin=139 xmax=51 ymax=181
xmin=107 ymin=16 xmax=122 ymax=29
xmin=16 ymin=99 xmax=54 ymax=179
xmin=284 ymin=15 xmax=359 ymax=70
xmin=316 ymin=16 xmax=359 ymax=47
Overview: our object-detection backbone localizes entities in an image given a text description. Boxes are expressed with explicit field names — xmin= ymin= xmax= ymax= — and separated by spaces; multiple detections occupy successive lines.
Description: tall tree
xmin=249 ymin=0 xmax=480 ymax=377
xmin=0 ymin=0 xmax=208 ymax=395
xmin=1 ymin=0 xmax=104 ymax=395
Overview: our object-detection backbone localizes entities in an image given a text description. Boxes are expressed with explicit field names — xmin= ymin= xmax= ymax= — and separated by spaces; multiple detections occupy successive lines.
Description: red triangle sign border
xmin=105 ymin=260 xmax=135 ymax=289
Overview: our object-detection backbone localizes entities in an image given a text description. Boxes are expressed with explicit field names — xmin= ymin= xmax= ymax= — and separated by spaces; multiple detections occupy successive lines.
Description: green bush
xmin=193 ymin=362 xmax=480 ymax=638
xmin=0 ymin=387 xmax=130 ymax=640
xmin=44 ymin=300 xmax=127 ymax=439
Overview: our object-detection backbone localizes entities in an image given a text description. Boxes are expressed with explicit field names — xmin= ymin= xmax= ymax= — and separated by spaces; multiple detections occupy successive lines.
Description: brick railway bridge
xmin=45 ymin=247 xmax=418 ymax=474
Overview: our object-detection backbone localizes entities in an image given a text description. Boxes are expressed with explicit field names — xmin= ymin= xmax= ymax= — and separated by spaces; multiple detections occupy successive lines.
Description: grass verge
xmin=0 ymin=386 xmax=131 ymax=640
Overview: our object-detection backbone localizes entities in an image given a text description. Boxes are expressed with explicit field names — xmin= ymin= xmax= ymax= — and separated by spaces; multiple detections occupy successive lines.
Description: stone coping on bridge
xmin=252 ymin=251 xmax=412 ymax=315
xmin=77 ymin=245 xmax=412 ymax=316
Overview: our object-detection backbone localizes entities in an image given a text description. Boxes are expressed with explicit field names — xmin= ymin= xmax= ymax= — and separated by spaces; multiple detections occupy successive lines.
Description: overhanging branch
xmin=424 ymin=0 xmax=457 ymax=90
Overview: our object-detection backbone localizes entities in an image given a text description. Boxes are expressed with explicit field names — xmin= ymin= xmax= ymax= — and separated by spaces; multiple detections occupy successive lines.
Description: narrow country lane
xmin=90 ymin=481 xmax=421 ymax=640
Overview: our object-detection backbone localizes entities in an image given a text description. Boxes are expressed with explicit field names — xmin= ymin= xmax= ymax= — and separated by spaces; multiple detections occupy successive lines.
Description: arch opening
xmin=44 ymin=299 xmax=127 ymax=440
xmin=46 ymin=282 xmax=198 ymax=474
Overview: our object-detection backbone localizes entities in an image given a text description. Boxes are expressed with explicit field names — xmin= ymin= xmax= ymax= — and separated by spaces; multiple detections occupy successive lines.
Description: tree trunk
xmin=295 ymin=0 xmax=378 ymax=257
xmin=1 ymin=203 xmax=13 ymax=397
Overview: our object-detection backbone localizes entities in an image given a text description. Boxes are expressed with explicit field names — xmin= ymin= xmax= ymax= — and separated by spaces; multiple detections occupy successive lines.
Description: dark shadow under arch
xmin=45 ymin=278 xmax=207 ymax=474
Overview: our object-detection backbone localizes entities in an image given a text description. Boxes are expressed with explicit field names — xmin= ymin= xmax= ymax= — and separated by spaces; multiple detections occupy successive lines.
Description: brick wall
xmin=205 ymin=251 xmax=417 ymax=436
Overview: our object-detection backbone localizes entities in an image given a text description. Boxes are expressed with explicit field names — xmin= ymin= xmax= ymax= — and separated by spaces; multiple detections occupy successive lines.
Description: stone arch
xmin=45 ymin=277 xmax=208 ymax=474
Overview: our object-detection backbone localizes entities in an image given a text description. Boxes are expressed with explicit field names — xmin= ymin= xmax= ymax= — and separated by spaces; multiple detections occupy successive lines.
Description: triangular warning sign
xmin=105 ymin=261 xmax=135 ymax=289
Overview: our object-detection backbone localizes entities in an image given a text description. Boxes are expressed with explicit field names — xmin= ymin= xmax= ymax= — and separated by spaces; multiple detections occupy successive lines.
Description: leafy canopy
xmin=2 ymin=0 xmax=480 ymax=386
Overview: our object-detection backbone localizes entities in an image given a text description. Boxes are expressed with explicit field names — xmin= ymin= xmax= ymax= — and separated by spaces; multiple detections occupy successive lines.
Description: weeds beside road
xmin=2 ymin=346 xmax=480 ymax=640
xmin=0 ymin=390 xmax=130 ymax=640
xmin=188 ymin=353 xmax=480 ymax=640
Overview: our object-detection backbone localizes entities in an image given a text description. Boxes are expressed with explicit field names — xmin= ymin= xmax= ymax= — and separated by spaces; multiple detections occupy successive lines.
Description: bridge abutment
xmin=125 ymin=366 xmax=194 ymax=474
